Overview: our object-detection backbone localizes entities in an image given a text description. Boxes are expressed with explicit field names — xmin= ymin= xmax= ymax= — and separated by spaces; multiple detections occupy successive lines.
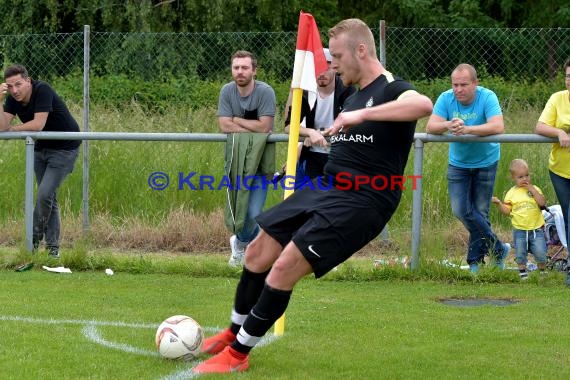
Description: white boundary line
xmin=0 ymin=315 xmax=156 ymax=328
xmin=82 ymin=323 xmax=159 ymax=356
xmin=1 ymin=314 xmax=280 ymax=380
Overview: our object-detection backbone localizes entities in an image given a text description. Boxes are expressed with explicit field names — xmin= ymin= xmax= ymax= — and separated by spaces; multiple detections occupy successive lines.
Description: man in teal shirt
xmin=426 ymin=63 xmax=510 ymax=273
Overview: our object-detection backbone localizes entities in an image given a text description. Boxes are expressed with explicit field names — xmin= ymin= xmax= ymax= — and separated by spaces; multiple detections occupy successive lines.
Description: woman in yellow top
xmin=492 ymin=159 xmax=546 ymax=280
xmin=535 ymin=58 xmax=570 ymax=285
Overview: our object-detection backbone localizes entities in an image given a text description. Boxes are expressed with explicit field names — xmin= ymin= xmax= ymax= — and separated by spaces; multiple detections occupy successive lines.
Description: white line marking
xmin=0 ymin=315 xmax=155 ymax=328
xmin=1 ymin=315 xmax=280 ymax=380
xmin=160 ymin=368 xmax=200 ymax=380
xmin=82 ymin=324 xmax=159 ymax=356
xmin=0 ymin=315 xmax=220 ymax=332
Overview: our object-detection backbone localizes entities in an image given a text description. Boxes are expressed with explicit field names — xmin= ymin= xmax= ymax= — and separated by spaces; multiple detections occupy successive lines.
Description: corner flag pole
xmin=273 ymin=87 xmax=302 ymax=336
xmin=274 ymin=11 xmax=328 ymax=337
xmin=282 ymin=88 xmax=303 ymax=200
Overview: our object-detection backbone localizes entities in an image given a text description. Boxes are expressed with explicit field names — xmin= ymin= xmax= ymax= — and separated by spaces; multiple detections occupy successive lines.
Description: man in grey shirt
xmin=218 ymin=50 xmax=276 ymax=267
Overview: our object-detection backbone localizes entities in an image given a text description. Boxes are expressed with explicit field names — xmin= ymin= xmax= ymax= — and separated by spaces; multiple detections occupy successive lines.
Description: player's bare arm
xmin=325 ymin=90 xmax=432 ymax=136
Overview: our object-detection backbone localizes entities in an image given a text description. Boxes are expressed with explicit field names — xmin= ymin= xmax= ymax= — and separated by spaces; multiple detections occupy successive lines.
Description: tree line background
xmin=0 ymin=0 xmax=568 ymax=34
xmin=0 ymin=1 xmax=567 ymax=110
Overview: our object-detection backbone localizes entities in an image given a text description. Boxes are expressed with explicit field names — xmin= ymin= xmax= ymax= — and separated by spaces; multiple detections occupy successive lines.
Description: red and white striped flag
xmin=291 ymin=11 xmax=328 ymax=108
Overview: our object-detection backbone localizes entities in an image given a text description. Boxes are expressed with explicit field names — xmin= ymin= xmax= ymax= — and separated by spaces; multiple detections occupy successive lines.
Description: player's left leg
xmin=201 ymin=230 xmax=283 ymax=355
xmin=194 ymin=242 xmax=311 ymax=373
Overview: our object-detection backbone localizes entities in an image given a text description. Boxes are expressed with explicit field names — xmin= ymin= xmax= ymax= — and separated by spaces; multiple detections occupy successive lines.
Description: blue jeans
xmin=513 ymin=227 xmax=547 ymax=265
xmin=236 ymin=175 xmax=268 ymax=245
xmin=549 ymin=169 xmax=570 ymax=240
xmin=549 ymin=170 xmax=570 ymax=268
xmin=33 ymin=148 xmax=79 ymax=249
xmin=448 ymin=163 xmax=504 ymax=265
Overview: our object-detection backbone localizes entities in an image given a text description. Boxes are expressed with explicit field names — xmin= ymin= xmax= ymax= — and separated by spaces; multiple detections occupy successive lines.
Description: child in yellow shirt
xmin=492 ymin=159 xmax=547 ymax=279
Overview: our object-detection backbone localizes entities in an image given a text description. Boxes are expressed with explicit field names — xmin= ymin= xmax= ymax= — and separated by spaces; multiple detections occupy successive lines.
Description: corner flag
xmin=274 ymin=11 xmax=327 ymax=337
xmin=291 ymin=12 xmax=329 ymax=108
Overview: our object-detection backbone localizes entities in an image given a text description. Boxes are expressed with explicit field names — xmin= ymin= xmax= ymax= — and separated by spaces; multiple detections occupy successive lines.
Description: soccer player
xmin=193 ymin=18 xmax=433 ymax=374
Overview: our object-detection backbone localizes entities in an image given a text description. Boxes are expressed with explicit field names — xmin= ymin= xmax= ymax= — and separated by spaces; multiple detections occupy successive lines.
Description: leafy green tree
xmin=0 ymin=0 xmax=567 ymax=35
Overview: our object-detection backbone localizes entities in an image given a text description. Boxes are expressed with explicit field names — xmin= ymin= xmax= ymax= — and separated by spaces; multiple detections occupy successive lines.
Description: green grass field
xmin=2 ymin=256 xmax=570 ymax=380
xmin=1 ymin=95 xmax=568 ymax=379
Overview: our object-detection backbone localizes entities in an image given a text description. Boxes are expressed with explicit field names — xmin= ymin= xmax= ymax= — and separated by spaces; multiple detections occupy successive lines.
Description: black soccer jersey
xmin=325 ymin=73 xmax=417 ymax=210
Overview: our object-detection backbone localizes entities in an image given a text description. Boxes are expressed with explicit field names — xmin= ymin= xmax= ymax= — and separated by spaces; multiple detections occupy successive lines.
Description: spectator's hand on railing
xmin=448 ymin=117 xmax=466 ymax=135
xmin=557 ymin=130 xmax=570 ymax=148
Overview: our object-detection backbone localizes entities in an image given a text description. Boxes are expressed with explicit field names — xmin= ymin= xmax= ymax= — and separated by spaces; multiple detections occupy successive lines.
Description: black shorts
xmin=256 ymin=182 xmax=393 ymax=278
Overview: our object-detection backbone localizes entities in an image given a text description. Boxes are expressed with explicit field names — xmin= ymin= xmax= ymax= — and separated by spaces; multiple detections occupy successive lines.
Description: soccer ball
xmin=155 ymin=315 xmax=204 ymax=360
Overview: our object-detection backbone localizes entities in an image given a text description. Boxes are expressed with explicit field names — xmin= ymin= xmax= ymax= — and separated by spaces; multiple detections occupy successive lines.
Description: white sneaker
xmin=228 ymin=235 xmax=245 ymax=268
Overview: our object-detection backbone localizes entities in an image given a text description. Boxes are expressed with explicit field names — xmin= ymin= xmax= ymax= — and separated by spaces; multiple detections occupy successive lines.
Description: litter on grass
xmin=42 ymin=266 xmax=72 ymax=274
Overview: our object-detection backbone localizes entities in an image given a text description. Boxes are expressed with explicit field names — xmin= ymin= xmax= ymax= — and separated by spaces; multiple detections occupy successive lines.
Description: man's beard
xmin=235 ymin=76 xmax=252 ymax=87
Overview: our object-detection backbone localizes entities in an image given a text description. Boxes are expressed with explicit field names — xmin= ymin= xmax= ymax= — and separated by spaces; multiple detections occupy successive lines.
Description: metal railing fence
xmin=0 ymin=132 xmax=557 ymax=270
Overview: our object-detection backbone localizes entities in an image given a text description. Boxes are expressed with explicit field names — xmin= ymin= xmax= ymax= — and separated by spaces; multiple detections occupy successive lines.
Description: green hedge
xmin=51 ymin=72 xmax=564 ymax=111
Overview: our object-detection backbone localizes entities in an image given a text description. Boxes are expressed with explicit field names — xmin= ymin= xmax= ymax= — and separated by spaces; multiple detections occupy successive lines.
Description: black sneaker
xmin=48 ymin=247 xmax=60 ymax=259
xmin=15 ymin=262 xmax=34 ymax=272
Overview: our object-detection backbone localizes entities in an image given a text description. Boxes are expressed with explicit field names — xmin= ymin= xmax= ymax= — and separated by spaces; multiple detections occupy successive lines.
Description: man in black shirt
xmin=0 ymin=64 xmax=81 ymax=258
xmin=194 ymin=19 xmax=433 ymax=374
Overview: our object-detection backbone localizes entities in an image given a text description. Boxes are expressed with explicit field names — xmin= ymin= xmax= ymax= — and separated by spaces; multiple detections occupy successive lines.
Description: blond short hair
xmin=509 ymin=158 xmax=529 ymax=174
xmin=328 ymin=18 xmax=376 ymax=58
xmin=452 ymin=63 xmax=478 ymax=81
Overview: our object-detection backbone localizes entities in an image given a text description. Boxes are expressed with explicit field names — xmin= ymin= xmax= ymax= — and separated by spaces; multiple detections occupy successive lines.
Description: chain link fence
xmin=0 ymin=25 xmax=569 ymax=82
xmin=385 ymin=27 xmax=570 ymax=81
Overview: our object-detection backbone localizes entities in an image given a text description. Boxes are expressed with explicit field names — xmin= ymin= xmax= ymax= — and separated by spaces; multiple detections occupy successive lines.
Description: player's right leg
xmin=201 ymin=231 xmax=282 ymax=355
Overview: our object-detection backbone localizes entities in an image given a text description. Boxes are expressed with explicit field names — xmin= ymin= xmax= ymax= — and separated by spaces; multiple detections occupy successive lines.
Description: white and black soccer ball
xmin=155 ymin=315 xmax=204 ymax=360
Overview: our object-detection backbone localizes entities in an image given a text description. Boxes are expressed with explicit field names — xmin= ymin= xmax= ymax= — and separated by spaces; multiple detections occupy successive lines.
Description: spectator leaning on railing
xmin=0 ymin=64 xmax=81 ymax=259
xmin=534 ymin=57 xmax=570 ymax=286
xmin=426 ymin=63 xmax=510 ymax=273
xmin=217 ymin=50 xmax=277 ymax=269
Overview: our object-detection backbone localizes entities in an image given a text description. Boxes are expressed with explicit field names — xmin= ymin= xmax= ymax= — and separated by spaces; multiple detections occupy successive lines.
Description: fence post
xmin=378 ymin=20 xmax=386 ymax=66
xmin=83 ymin=25 xmax=90 ymax=233
xmin=24 ymin=137 xmax=35 ymax=252
xmin=410 ymin=138 xmax=424 ymax=270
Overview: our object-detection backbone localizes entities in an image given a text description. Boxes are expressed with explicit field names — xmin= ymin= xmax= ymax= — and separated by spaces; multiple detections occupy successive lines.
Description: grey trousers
xmin=33 ymin=148 xmax=79 ymax=249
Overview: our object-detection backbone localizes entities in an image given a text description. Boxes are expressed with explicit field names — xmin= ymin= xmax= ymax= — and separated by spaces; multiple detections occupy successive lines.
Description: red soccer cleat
xmin=193 ymin=346 xmax=249 ymax=373
xmin=201 ymin=328 xmax=236 ymax=355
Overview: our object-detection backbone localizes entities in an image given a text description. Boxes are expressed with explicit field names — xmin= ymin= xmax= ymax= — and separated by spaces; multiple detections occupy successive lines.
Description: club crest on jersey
xmin=366 ymin=97 xmax=374 ymax=107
